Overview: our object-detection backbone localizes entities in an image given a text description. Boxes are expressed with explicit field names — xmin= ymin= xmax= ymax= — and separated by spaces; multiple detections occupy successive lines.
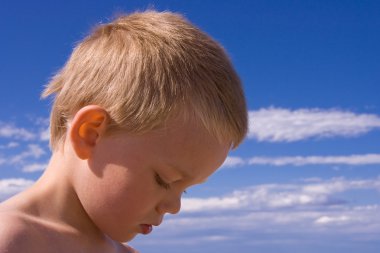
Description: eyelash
xmin=155 ymin=172 xmax=188 ymax=194
xmin=155 ymin=173 xmax=171 ymax=190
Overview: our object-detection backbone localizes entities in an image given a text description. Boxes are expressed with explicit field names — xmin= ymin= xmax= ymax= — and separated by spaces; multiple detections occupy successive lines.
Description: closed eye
xmin=155 ymin=172 xmax=189 ymax=194
xmin=155 ymin=172 xmax=171 ymax=190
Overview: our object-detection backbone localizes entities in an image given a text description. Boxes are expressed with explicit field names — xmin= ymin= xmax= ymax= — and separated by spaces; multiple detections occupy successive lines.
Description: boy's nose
xmin=157 ymin=193 xmax=181 ymax=215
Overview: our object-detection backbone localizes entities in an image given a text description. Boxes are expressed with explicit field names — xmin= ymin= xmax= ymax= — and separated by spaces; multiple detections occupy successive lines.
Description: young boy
xmin=0 ymin=10 xmax=247 ymax=253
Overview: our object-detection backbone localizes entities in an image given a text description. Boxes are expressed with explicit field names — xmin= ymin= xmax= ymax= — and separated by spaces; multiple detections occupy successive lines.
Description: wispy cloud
xmin=0 ymin=123 xmax=36 ymax=141
xmin=9 ymin=144 xmax=46 ymax=165
xmin=314 ymin=215 xmax=352 ymax=225
xmin=222 ymin=154 xmax=380 ymax=168
xmin=164 ymin=205 xmax=380 ymax=232
xmin=22 ymin=163 xmax=48 ymax=173
xmin=249 ymin=154 xmax=380 ymax=166
xmin=0 ymin=118 xmax=49 ymax=144
xmin=0 ymin=142 xmax=19 ymax=149
xmin=249 ymin=107 xmax=380 ymax=142
xmin=221 ymin=156 xmax=246 ymax=168
xmin=0 ymin=144 xmax=47 ymax=172
xmin=39 ymin=127 xmax=50 ymax=142
xmin=26 ymin=117 xmax=50 ymax=142
xmin=131 ymin=177 xmax=380 ymax=250
xmin=181 ymin=177 xmax=380 ymax=212
xmin=157 ymin=204 xmax=380 ymax=241
xmin=0 ymin=178 xmax=34 ymax=201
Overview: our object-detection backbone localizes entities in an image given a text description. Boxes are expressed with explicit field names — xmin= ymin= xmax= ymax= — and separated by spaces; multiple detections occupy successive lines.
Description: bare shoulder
xmin=0 ymin=211 xmax=138 ymax=253
xmin=0 ymin=211 xmax=39 ymax=253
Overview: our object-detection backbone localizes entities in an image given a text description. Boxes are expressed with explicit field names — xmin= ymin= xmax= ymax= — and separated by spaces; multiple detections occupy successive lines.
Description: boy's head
xmin=42 ymin=10 xmax=247 ymax=151
xmin=67 ymin=106 xmax=232 ymax=241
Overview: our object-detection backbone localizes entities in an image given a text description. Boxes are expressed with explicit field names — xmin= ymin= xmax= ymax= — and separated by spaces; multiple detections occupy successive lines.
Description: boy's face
xmin=73 ymin=118 xmax=230 ymax=242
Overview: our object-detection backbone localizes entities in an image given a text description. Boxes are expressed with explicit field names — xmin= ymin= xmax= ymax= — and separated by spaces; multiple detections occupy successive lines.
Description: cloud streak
xmin=132 ymin=177 xmax=380 ymax=250
xmin=22 ymin=163 xmax=48 ymax=173
xmin=0 ymin=178 xmax=34 ymax=201
xmin=222 ymin=154 xmax=380 ymax=168
xmin=181 ymin=177 xmax=380 ymax=212
xmin=0 ymin=142 xmax=19 ymax=149
xmin=8 ymin=144 xmax=46 ymax=165
xmin=0 ymin=123 xmax=36 ymax=141
xmin=248 ymin=107 xmax=380 ymax=142
xmin=0 ymin=144 xmax=48 ymax=173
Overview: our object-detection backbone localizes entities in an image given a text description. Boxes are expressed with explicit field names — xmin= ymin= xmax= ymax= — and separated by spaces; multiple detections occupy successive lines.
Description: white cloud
xmin=0 ymin=178 xmax=34 ymax=201
xmin=162 ymin=204 xmax=380 ymax=234
xmin=0 ymin=123 xmax=36 ymax=141
xmin=9 ymin=144 xmax=46 ymax=165
xmin=0 ymin=118 xmax=50 ymax=143
xmin=0 ymin=144 xmax=48 ymax=172
xmin=248 ymin=107 xmax=380 ymax=142
xmin=133 ymin=204 xmax=380 ymax=250
xmin=182 ymin=195 xmax=242 ymax=212
xmin=221 ymin=156 xmax=246 ymax=168
xmin=314 ymin=215 xmax=352 ymax=225
xmin=130 ymin=177 xmax=380 ymax=250
xmin=0 ymin=142 xmax=19 ymax=149
xmin=40 ymin=127 xmax=50 ymax=142
xmin=301 ymin=177 xmax=323 ymax=183
xmin=22 ymin=163 xmax=47 ymax=172
xmin=249 ymin=153 xmax=380 ymax=166
xmin=222 ymin=153 xmax=380 ymax=168
xmin=181 ymin=177 xmax=380 ymax=212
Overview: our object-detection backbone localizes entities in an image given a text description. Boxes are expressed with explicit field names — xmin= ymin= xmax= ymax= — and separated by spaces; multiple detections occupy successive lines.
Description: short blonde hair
xmin=42 ymin=10 xmax=247 ymax=151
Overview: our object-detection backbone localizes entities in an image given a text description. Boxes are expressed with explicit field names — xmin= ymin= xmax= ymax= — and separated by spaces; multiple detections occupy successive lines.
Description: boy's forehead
xmin=108 ymin=113 xmax=230 ymax=181
xmin=161 ymin=129 xmax=230 ymax=183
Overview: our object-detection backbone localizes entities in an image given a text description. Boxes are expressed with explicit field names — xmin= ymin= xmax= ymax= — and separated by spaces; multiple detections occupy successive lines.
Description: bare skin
xmin=0 ymin=105 xmax=229 ymax=253
xmin=0 ymin=106 xmax=141 ymax=253
xmin=0 ymin=154 xmax=136 ymax=253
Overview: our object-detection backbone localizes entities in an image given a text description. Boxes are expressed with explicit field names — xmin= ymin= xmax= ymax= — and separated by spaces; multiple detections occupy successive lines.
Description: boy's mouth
xmin=140 ymin=224 xmax=153 ymax=235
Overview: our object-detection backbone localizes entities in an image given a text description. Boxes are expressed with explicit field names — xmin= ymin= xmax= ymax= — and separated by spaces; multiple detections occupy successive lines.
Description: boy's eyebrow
xmin=167 ymin=165 xmax=191 ymax=179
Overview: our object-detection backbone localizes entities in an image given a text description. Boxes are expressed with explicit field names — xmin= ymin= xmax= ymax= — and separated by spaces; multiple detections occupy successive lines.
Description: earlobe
xmin=69 ymin=105 xmax=109 ymax=160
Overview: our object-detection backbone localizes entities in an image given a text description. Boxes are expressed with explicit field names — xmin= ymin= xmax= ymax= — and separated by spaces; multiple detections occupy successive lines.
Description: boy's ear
xmin=69 ymin=105 xmax=109 ymax=160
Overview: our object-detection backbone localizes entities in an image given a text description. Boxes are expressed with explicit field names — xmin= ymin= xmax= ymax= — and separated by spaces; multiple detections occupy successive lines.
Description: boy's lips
xmin=140 ymin=220 xmax=162 ymax=235
xmin=140 ymin=224 xmax=153 ymax=235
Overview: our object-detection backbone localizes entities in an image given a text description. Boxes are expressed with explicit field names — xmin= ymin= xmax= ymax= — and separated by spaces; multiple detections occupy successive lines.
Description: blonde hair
xmin=42 ymin=10 xmax=247 ymax=151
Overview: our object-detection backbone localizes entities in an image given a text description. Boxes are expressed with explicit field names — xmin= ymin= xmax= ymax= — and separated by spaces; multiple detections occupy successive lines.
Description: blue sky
xmin=1 ymin=1 xmax=380 ymax=252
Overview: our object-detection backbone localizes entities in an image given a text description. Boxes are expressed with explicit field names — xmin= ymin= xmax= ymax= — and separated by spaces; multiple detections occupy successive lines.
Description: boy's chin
xmin=107 ymin=231 xmax=138 ymax=243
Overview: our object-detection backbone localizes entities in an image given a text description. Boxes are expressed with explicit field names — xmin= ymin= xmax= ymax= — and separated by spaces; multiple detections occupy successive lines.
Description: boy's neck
xmin=8 ymin=151 xmax=106 ymax=241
